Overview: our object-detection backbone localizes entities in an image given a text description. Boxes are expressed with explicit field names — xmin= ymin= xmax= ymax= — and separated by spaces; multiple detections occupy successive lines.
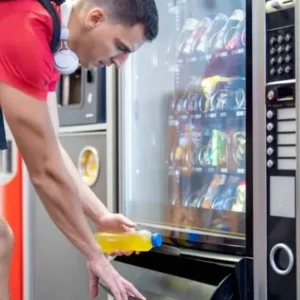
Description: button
xmin=285 ymin=33 xmax=292 ymax=42
xmin=277 ymin=35 xmax=284 ymax=43
xmin=270 ymin=37 xmax=277 ymax=45
xmin=285 ymin=44 xmax=292 ymax=52
xmin=267 ymin=135 xmax=274 ymax=143
xmin=277 ymin=56 xmax=283 ymax=64
xmin=270 ymin=58 xmax=277 ymax=65
xmin=267 ymin=123 xmax=274 ymax=131
xmin=270 ymin=68 xmax=276 ymax=76
xmin=267 ymin=148 xmax=274 ymax=155
xmin=285 ymin=55 xmax=291 ymax=63
xmin=277 ymin=46 xmax=284 ymax=53
xmin=270 ymin=47 xmax=276 ymax=55
xmin=285 ymin=65 xmax=292 ymax=74
xmin=267 ymin=111 xmax=274 ymax=118
xmin=277 ymin=67 xmax=284 ymax=74
xmin=267 ymin=90 xmax=275 ymax=100
xmin=267 ymin=160 xmax=274 ymax=168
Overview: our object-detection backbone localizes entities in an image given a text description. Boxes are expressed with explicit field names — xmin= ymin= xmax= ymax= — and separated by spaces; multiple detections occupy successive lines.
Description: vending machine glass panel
xmin=119 ymin=0 xmax=251 ymax=255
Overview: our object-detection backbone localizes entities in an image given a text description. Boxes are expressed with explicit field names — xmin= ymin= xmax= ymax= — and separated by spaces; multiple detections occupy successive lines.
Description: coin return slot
xmin=277 ymin=86 xmax=294 ymax=101
xmin=270 ymin=244 xmax=294 ymax=276
xmin=277 ymin=133 xmax=296 ymax=145
xmin=277 ymin=120 xmax=296 ymax=132
xmin=60 ymin=67 xmax=82 ymax=106
xmin=277 ymin=159 xmax=296 ymax=170
xmin=277 ymin=146 xmax=296 ymax=157
xmin=277 ymin=108 xmax=296 ymax=120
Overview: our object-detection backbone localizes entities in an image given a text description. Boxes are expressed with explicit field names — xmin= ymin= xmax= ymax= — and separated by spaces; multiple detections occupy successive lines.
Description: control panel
xmin=265 ymin=0 xmax=296 ymax=299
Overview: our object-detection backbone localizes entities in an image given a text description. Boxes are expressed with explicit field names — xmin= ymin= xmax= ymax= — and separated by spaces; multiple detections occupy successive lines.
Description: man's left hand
xmin=96 ymin=213 xmax=140 ymax=257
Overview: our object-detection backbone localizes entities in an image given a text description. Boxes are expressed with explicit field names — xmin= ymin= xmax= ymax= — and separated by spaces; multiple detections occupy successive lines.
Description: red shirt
xmin=0 ymin=0 xmax=61 ymax=101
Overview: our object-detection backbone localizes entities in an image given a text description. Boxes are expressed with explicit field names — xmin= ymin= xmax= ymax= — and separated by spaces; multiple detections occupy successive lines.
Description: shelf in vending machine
xmin=177 ymin=47 xmax=245 ymax=66
xmin=168 ymin=166 xmax=245 ymax=176
xmin=168 ymin=110 xmax=246 ymax=126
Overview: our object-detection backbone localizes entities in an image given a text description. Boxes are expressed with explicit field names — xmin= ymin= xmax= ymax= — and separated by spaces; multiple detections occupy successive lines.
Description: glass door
xmin=119 ymin=0 xmax=251 ymax=255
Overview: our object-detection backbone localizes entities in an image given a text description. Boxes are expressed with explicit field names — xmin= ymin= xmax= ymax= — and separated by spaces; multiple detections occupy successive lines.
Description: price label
xmin=237 ymin=168 xmax=245 ymax=174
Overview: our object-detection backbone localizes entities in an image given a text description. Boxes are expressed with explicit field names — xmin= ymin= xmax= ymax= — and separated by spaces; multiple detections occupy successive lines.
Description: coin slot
xmin=277 ymin=86 xmax=294 ymax=101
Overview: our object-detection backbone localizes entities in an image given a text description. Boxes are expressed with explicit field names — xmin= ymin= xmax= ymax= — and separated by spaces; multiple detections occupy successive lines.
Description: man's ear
xmin=85 ymin=8 xmax=107 ymax=30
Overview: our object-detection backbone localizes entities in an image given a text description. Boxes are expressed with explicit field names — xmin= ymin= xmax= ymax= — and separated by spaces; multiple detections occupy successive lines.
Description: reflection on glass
xmin=121 ymin=0 xmax=247 ymax=252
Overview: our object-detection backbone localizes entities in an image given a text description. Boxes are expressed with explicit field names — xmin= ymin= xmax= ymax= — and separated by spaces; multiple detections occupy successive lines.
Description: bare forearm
xmin=32 ymin=154 xmax=102 ymax=260
xmin=59 ymin=142 xmax=109 ymax=223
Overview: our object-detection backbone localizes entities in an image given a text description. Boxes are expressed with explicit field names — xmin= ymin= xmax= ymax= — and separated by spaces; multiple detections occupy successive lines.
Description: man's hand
xmin=87 ymin=254 xmax=145 ymax=300
xmin=97 ymin=213 xmax=140 ymax=256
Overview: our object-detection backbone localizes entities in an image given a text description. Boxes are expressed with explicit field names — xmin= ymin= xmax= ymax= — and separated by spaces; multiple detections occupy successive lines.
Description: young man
xmin=0 ymin=0 xmax=159 ymax=299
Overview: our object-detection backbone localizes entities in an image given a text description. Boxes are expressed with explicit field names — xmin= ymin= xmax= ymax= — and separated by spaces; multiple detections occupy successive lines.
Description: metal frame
xmin=252 ymin=0 xmax=267 ymax=299
xmin=295 ymin=0 xmax=300 ymax=298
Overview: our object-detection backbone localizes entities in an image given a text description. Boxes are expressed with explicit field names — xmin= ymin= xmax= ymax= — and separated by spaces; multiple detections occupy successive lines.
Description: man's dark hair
xmin=94 ymin=0 xmax=159 ymax=41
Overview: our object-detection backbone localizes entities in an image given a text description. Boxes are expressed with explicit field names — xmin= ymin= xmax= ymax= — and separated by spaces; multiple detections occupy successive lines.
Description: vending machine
xmin=264 ymin=0 xmax=300 ymax=299
xmin=100 ymin=0 xmax=263 ymax=298
xmin=0 ymin=125 xmax=23 ymax=300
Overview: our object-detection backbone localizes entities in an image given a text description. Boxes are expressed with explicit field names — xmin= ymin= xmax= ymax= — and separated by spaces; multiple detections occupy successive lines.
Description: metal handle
xmin=269 ymin=243 xmax=294 ymax=275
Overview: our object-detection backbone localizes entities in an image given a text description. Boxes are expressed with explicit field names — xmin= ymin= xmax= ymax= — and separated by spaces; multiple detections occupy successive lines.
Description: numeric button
xmin=285 ymin=44 xmax=292 ymax=52
xmin=285 ymin=33 xmax=292 ymax=42
xmin=285 ymin=55 xmax=291 ymax=63
xmin=277 ymin=56 xmax=283 ymax=64
xmin=277 ymin=67 xmax=284 ymax=75
xmin=285 ymin=65 xmax=292 ymax=74
xmin=270 ymin=37 xmax=277 ymax=45
xmin=277 ymin=35 xmax=284 ymax=43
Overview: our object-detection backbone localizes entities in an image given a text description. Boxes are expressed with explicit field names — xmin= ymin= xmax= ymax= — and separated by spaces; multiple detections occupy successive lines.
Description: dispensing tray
xmin=99 ymin=250 xmax=253 ymax=300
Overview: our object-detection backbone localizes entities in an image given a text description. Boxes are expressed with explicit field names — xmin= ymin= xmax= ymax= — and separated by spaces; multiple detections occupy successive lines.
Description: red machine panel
xmin=0 ymin=131 xmax=23 ymax=300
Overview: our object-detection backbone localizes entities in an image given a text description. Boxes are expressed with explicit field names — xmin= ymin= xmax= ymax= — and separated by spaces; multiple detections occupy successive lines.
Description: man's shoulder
xmin=0 ymin=1 xmax=59 ymax=43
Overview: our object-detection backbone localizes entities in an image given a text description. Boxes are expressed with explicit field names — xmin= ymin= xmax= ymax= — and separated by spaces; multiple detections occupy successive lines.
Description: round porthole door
xmin=77 ymin=146 xmax=100 ymax=187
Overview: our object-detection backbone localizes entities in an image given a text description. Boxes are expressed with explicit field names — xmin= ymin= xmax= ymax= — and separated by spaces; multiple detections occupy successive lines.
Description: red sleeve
xmin=0 ymin=13 xmax=55 ymax=101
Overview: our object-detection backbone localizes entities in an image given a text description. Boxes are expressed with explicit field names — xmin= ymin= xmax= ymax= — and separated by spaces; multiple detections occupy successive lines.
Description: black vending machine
xmin=265 ymin=0 xmax=299 ymax=299
xmin=100 ymin=0 xmax=256 ymax=298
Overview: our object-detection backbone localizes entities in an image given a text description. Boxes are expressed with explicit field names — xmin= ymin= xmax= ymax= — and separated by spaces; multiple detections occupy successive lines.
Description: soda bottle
xmin=94 ymin=230 xmax=163 ymax=253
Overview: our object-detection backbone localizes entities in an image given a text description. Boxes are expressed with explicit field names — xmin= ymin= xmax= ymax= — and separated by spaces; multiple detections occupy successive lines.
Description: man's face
xmin=75 ymin=8 xmax=146 ymax=68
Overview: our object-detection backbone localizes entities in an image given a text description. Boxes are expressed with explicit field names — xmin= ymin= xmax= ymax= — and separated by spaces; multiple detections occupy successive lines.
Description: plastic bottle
xmin=94 ymin=230 xmax=163 ymax=253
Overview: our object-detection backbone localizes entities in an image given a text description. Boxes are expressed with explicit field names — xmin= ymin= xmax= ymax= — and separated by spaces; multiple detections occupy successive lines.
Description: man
xmin=0 ymin=0 xmax=159 ymax=299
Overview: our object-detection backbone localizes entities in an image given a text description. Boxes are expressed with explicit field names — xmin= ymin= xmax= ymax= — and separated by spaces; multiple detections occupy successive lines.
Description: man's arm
xmin=0 ymin=82 xmax=101 ymax=260
xmin=47 ymin=92 xmax=109 ymax=223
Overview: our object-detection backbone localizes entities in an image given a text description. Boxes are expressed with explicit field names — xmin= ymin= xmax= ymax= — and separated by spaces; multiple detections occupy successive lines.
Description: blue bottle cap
xmin=187 ymin=232 xmax=200 ymax=243
xmin=151 ymin=233 xmax=163 ymax=248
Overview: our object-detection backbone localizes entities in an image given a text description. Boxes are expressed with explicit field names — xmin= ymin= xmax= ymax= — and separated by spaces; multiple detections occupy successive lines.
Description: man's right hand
xmin=87 ymin=255 xmax=145 ymax=300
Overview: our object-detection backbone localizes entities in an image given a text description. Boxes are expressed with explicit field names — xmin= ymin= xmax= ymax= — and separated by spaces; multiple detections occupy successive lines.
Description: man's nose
xmin=112 ymin=53 xmax=129 ymax=68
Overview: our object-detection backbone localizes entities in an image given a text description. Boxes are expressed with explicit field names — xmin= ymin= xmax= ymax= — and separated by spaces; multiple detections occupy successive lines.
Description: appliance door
xmin=24 ymin=132 xmax=108 ymax=300
xmin=119 ymin=0 xmax=251 ymax=256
